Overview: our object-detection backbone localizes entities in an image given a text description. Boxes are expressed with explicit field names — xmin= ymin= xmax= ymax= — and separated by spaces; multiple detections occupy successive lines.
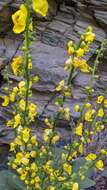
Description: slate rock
xmin=94 ymin=10 xmax=107 ymax=27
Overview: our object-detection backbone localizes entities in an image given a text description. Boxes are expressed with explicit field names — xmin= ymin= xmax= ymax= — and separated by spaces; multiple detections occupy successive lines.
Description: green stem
xmin=92 ymin=39 xmax=107 ymax=79
xmin=24 ymin=0 xmax=30 ymax=124
xmin=78 ymin=99 xmax=87 ymax=123
xmin=67 ymin=64 xmax=75 ymax=85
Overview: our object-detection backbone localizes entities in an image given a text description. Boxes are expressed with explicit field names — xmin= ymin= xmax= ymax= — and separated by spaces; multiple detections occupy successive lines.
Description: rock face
xmin=0 ymin=0 xmax=13 ymax=34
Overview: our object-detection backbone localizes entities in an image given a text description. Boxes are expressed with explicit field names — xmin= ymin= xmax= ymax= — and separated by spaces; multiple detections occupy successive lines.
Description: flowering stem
xmin=24 ymin=0 xmax=30 ymax=124
xmin=92 ymin=39 xmax=107 ymax=79
xmin=67 ymin=64 xmax=75 ymax=85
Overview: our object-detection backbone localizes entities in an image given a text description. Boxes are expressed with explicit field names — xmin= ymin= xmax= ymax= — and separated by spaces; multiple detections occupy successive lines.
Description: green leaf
xmin=73 ymin=157 xmax=86 ymax=172
xmin=79 ymin=177 xmax=96 ymax=189
xmin=73 ymin=157 xmax=95 ymax=178
xmin=0 ymin=170 xmax=25 ymax=190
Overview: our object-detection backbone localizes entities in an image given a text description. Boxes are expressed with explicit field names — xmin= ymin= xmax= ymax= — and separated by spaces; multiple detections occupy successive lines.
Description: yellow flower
xmin=68 ymin=46 xmax=75 ymax=55
xmin=72 ymin=57 xmax=80 ymax=68
xmin=35 ymin=176 xmax=41 ymax=183
xmin=19 ymin=99 xmax=26 ymax=111
xmin=15 ymin=137 xmax=22 ymax=146
xmin=63 ymin=163 xmax=72 ymax=175
xmin=76 ymin=48 xmax=84 ymax=58
xmin=44 ymin=118 xmax=53 ymax=128
xmin=30 ymin=179 xmax=35 ymax=185
xmin=97 ymin=95 xmax=104 ymax=104
xmin=35 ymin=183 xmax=41 ymax=189
xmin=75 ymin=123 xmax=83 ymax=136
xmin=100 ymin=149 xmax=107 ymax=155
xmin=85 ymin=153 xmax=97 ymax=161
xmin=31 ymin=172 xmax=36 ymax=177
xmin=31 ymin=163 xmax=38 ymax=172
xmin=79 ymin=59 xmax=90 ymax=73
xmin=81 ymin=175 xmax=85 ymax=180
xmin=11 ymin=163 xmax=17 ymax=169
xmin=18 ymin=81 xmax=26 ymax=95
xmin=85 ymin=103 xmax=91 ymax=108
xmin=31 ymin=135 xmax=37 ymax=145
xmin=85 ymin=32 xmax=95 ymax=43
xmin=14 ymin=114 xmax=21 ymax=128
xmin=2 ymin=96 xmax=9 ymax=106
xmin=96 ymin=123 xmax=105 ymax=132
xmin=18 ymin=81 xmax=26 ymax=89
xmin=67 ymin=40 xmax=74 ymax=55
xmin=30 ymin=151 xmax=36 ymax=158
xmin=33 ymin=76 xmax=40 ymax=83
xmin=64 ymin=87 xmax=71 ymax=97
xmin=44 ymin=129 xmax=52 ymax=140
xmin=78 ymin=143 xmax=84 ymax=154
xmin=6 ymin=120 xmax=13 ymax=127
xmin=32 ymin=0 xmax=48 ymax=17
xmin=22 ymin=128 xmax=30 ymax=143
xmin=73 ymin=57 xmax=90 ymax=73
xmin=52 ymin=135 xmax=60 ymax=144
xmin=17 ymin=168 xmax=23 ymax=175
xmin=56 ymin=80 xmax=65 ymax=92
xmin=16 ymin=152 xmax=23 ymax=161
xmin=74 ymin=104 xmax=80 ymax=112
xmin=10 ymin=142 xmax=16 ymax=151
xmin=12 ymin=4 xmax=27 ymax=34
xmin=28 ymin=103 xmax=37 ymax=121
xmin=61 ymin=153 xmax=68 ymax=161
xmin=44 ymin=134 xmax=50 ymax=143
xmin=72 ymin=183 xmax=79 ymax=190
xmin=96 ymin=160 xmax=104 ymax=171
xmin=40 ymin=146 xmax=46 ymax=157
xmin=64 ymin=107 xmax=70 ymax=120
xmin=20 ymin=173 xmax=27 ymax=181
xmin=84 ymin=45 xmax=89 ymax=52
xmin=13 ymin=86 xmax=18 ymax=93
xmin=25 ymin=153 xmax=30 ymax=158
xmin=10 ymin=92 xmax=16 ymax=102
xmin=28 ymin=62 xmax=32 ymax=69
xmin=21 ymin=157 xmax=29 ymax=165
xmin=97 ymin=108 xmax=104 ymax=118
xmin=67 ymin=40 xmax=73 ymax=48
xmin=11 ymin=56 xmax=22 ymax=76
xmin=15 ymin=152 xmax=23 ymax=165
xmin=85 ymin=109 xmax=95 ymax=122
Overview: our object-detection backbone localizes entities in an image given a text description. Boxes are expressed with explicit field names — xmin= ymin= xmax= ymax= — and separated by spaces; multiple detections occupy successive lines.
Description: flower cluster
xmin=1 ymin=0 xmax=107 ymax=190
xmin=64 ymin=26 xmax=95 ymax=74
xmin=12 ymin=0 xmax=48 ymax=34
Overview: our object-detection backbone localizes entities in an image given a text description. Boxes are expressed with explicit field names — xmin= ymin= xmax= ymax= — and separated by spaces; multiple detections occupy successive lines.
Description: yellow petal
xmin=32 ymin=0 xmax=48 ymax=17
xmin=12 ymin=4 xmax=27 ymax=34
xmin=20 ymin=4 xmax=28 ymax=17
xmin=13 ymin=24 xmax=26 ymax=34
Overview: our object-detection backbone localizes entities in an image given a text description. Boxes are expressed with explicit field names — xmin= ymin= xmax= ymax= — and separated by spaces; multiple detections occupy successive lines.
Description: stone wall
xmin=0 ymin=0 xmax=107 ymax=66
